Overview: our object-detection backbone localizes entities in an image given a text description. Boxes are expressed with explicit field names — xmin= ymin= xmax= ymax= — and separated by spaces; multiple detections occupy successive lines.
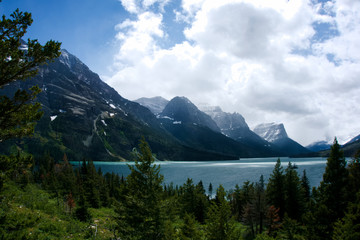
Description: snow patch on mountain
xmin=199 ymin=104 xmax=248 ymax=131
xmin=253 ymin=123 xmax=288 ymax=143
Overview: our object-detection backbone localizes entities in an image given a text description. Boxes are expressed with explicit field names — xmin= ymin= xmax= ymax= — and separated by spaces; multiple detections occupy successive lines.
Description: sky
xmin=2 ymin=0 xmax=360 ymax=146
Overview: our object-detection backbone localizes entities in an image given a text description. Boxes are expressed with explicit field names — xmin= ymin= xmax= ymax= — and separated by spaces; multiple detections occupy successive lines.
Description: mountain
xmin=0 ymin=49 xmax=238 ymax=161
xmin=134 ymin=96 xmax=169 ymax=115
xmin=253 ymin=123 xmax=288 ymax=142
xmin=346 ymin=134 xmax=360 ymax=145
xmin=339 ymin=137 xmax=360 ymax=157
xmin=253 ymin=123 xmax=310 ymax=156
xmin=157 ymin=97 xmax=279 ymax=158
xmin=200 ymin=105 xmax=277 ymax=154
xmin=313 ymin=137 xmax=360 ymax=158
xmin=160 ymin=97 xmax=220 ymax=133
xmin=306 ymin=141 xmax=332 ymax=152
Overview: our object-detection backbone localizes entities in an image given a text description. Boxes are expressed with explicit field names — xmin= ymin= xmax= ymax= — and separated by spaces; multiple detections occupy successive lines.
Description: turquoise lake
xmin=74 ymin=157 xmax=329 ymax=191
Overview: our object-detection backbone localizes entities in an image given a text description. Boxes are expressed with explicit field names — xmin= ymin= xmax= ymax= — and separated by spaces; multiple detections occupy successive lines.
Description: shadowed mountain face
xmin=157 ymin=98 xmax=281 ymax=158
xmin=200 ymin=106 xmax=276 ymax=154
xmin=0 ymin=50 xmax=241 ymax=161
xmin=160 ymin=97 xmax=221 ymax=133
xmin=306 ymin=141 xmax=332 ymax=152
xmin=253 ymin=123 xmax=310 ymax=156
xmin=1 ymin=48 xmax=314 ymax=160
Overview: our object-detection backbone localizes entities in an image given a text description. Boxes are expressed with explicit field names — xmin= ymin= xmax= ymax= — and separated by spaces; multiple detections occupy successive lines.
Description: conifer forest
xmin=1 ymin=3 xmax=360 ymax=240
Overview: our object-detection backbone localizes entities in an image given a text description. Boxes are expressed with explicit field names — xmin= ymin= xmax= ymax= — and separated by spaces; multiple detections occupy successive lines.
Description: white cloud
xmin=107 ymin=0 xmax=360 ymax=145
xmin=119 ymin=0 xmax=171 ymax=14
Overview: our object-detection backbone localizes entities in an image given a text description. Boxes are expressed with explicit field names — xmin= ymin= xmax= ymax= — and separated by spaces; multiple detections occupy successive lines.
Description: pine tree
xmin=284 ymin=162 xmax=304 ymax=220
xmin=243 ymin=176 xmax=267 ymax=238
xmin=0 ymin=2 xmax=60 ymax=191
xmin=346 ymin=151 xmax=360 ymax=203
xmin=180 ymin=213 xmax=202 ymax=240
xmin=115 ymin=137 xmax=164 ymax=240
xmin=206 ymin=185 xmax=234 ymax=240
xmin=301 ymin=169 xmax=311 ymax=203
xmin=309 ymin=138 xmax=349 ymax=239
xmin=0 ymin=5 xmax=61 ymax=142
xmin=266 ymin=158 xmax=285 ymax=219
xmin=318 ymin=138 xmax=348 ymax=221
xmin=332 ymin=193 xmax=360 ymax=240
xmin=208 ymin=182 xmax=213 ymax=198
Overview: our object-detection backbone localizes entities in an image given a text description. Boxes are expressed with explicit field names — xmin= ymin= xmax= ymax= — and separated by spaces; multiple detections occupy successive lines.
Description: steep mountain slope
xmin=200 ymin=106 xmax=276 ymax=153
xmin=158 ymin=97 xmax=278 ymax=158
xmin=346 ymin=134 xmax=360 ymax=145
xmin=134 ymin=96 xmax=169 ymax=115
xmin=253 ymin=123 xmax=310 ymax=156
xmin=160 ymin=97 xmax=220 ymax=133
xmin=0 ymin=50 xmax=235 ymax=161
xmin=306 ymin=141 xmax=332 ymax=152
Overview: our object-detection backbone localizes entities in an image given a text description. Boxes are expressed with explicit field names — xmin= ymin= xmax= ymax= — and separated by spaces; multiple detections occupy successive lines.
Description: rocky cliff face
xmin=160 ymin=97 xmax=220 ymax=133
xmin=253 ymin=123 xmax=310 ymax=156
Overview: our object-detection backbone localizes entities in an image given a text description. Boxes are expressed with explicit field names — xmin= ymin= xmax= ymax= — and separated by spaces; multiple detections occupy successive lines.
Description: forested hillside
xmin=1 ymin=138 xmax=359 ymax=239
xmin=1 ymin=4 xmax=359 ymax=240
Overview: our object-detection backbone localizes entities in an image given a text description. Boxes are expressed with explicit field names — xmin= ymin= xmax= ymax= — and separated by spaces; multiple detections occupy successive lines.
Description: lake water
xmin=79 ymin=157 xmax=328 ymax=191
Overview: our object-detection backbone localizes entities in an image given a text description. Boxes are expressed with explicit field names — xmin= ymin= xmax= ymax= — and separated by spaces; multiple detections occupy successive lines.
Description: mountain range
xmin=1 ymin=49 xmax=357 ymax=161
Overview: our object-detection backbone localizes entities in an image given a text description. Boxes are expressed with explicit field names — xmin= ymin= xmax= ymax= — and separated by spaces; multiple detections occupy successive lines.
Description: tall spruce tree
xmin=309 ymin=138 xmax=349 ymax=239
xmin=318 ymin=138 xmax=348 ymax=221
xmin=206 ymin=185 xmax=234 ymax=240
xmin=346 ymin=151 xmax=360 ymax=203
xmin=301 ymin=169 xmax=311 ymax=204
xmin=115 ymin=137 xmax=164 ymax=240
xmin=266 ymin=158 xmax=285 ymax=219
xmin=284 ymin=162 xmax=304 ymax=220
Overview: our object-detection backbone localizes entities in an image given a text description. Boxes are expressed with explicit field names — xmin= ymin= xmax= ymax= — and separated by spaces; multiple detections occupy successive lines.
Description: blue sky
xmin=1 ymin=0 xmax=131 ymax=74
xmin=2 ymin=0 xmax=360 ymax=145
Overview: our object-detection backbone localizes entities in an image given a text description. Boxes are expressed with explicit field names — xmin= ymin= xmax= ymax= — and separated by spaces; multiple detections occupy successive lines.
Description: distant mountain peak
xmin=306 ymin=140 xmax=332 ymax=152
xmin=200 ymin=105 xmax=249 ymax=131
xmin=134 ymin=96 xmax=169 ymax=114
xmin=253 ymin=122 xmax=288 ymax=143
xmin=160 ymin=96 xmax=220 ymax=132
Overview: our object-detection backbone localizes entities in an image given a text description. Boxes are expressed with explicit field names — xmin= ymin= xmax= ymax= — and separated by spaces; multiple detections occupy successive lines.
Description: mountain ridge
xmin=0 ymin=49 xmax=241 ymax=161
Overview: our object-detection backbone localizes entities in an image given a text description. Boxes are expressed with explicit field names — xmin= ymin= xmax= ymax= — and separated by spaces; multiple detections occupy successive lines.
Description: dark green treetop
xmin=115 ymin=137 xmax=164 ymax=240
xmin=0 ymin=5 xmax=61 ymax=141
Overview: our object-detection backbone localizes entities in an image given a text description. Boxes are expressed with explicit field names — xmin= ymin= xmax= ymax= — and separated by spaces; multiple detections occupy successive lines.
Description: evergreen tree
xmin=84 ymin=160 xmax=101 ymax=208
xmin=194 ymin=180 xmax=208 ymax=223
xmin=308 ymin=138 xmax=349 ymax=239
xmin=74 ymin=188 xmax=91 ymax=222
xmin=243 ymin=176 xmax=267 ymax=238
xmin=229 ymin=184 xmax=245 ymax=222
xmin=266 ymin=158 xmax=285 ymax=219
xmin=301 ymin=169 xmax=311 ymax=203
xmin=206 ymin=185 xmax=234 ymax=240
xmin=0 ymin=5 xmax=61 ymax=142
xmin=181 ymin=178 xmax=196 ymax=216
xmin=346 ymin=151 xmax=360 ymax=203
xmin=180 ymin=213 xmax=202 ymax=240
xmin=0 ymin=3 xmax=60 ymax=192
xmin=115 ymin=137 xmax=164 ymax=240
xmin=318 ymin=138 xmax=348 ymax=222
xmin=208 ymin=182 xmax=213 ymax=198
xmin=284 ymin=162 xmax=304 ymax=220
xmin=332 ymin=193 xmax=360 ymax=240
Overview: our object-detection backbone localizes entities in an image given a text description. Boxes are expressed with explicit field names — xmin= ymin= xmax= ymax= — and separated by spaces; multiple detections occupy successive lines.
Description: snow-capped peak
xmin=253 ymin=122 xmax=288 ymax=143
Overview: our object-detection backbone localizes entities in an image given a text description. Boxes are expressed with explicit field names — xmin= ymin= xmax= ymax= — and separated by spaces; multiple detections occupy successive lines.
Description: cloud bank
xmin=105 ymin=0 xmax=360 ymax=145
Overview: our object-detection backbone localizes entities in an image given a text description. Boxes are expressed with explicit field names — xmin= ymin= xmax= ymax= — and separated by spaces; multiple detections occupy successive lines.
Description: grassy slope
xmin=0 ymin=181 xmax=116 ymax=239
